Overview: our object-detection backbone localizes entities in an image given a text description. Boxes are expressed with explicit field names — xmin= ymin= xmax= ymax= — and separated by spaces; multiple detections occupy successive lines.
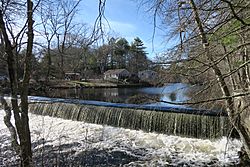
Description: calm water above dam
xmin=40 ymin=83 xmax=190 ymax=107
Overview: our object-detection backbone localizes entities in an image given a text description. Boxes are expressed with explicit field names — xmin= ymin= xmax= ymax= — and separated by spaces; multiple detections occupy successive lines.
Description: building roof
xmin=104 ymin=69 xmax=129 ymax=75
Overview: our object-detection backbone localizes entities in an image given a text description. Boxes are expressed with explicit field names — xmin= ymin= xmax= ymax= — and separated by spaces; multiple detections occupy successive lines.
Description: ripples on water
xmin=0 ymin=111 xmax=241 ymax=166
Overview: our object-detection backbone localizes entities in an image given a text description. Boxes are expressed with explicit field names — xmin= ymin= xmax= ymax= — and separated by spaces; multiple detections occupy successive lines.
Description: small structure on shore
xmin=138 ymin=70 xmax=158 ymax=82
xmin=104 ymin=69 xmax=130 ymax=80
xmin=65 ymin=72 xmax=80 ymax=80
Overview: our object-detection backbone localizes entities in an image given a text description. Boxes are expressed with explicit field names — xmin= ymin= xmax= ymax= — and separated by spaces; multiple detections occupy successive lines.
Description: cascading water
xmin=28 ymin=99 xmax=232 ymax=139
xmin=0 ymin=110 xmax=241 ymax=166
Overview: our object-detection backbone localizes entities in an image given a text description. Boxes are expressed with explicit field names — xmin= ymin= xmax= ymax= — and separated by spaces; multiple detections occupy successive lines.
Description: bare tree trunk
xmin=0 ymin=0 xmax=34 ymax=166
xmin=239 ymin=30 xmax=250 ymax=89
xmin=57 ymin=34 xmax=65 ymax=79
xmin=190 ymin=0 xmax=250 ymax=159
xmin=46 ymin=41 xmax=52 ymax=82
xmin=222 ymin=44 xmax=237 ymax=90
xmin=0 ymin=94 xmax=20 ymax=153
xmin=18 ymin=1 xmax=34 ymax=166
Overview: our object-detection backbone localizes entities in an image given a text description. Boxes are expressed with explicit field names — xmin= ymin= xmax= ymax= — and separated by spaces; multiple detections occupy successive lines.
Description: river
xmin=36 ymin=83 xmax=190 ymax=107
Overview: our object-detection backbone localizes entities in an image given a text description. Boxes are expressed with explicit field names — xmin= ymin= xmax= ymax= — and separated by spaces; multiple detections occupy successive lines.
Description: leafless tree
xmin=142 ymin=0 xmax=250 ymax=160
xmin=0 ymin=0 xmax=109 ymax=166
xmin=0 ymin=0 xmax=38 ymax=166
xmin=36 ymin=0 xmax=82 ymax=79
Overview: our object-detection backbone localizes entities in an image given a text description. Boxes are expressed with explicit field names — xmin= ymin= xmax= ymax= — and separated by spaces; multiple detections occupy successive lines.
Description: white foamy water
xmin=0 ymin=109 xmax=241 ymax=166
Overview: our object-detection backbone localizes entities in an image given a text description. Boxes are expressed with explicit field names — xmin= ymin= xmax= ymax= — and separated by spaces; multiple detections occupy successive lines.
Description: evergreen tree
xmin=129 ymin=37 xmax=148 ymax=73
xmin=114 ymin=38 xmax=130 ymax=69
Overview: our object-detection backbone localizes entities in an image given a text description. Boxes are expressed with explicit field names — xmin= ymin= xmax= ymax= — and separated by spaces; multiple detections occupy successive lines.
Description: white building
xmin=104 ymin=69 xmax=130 ymax=80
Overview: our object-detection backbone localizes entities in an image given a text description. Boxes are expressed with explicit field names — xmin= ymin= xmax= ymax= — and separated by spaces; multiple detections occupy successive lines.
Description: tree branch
xmin=160 ymin=91 xmax=250 ymax=105
xmin=221 ymin=0 xmax=250 ymax=26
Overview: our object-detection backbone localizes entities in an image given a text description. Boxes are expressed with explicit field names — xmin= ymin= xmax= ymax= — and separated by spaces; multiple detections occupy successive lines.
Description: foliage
xmin=37 ymin=36 xmax=152 ymax=79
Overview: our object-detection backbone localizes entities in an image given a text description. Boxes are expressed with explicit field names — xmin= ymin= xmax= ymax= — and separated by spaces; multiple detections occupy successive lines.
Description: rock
xmin=125 ymin=94 xmax=159 ymax=104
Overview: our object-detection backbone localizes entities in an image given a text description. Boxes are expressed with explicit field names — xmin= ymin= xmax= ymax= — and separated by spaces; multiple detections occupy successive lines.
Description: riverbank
xmin=0 ymin=110 xmax=241 ymax=166
xmin=32 ymin=79 xmax=151 ymax=89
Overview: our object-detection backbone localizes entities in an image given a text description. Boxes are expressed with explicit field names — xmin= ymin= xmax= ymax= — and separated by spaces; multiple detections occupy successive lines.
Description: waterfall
xmin=28 ymin=101 xmax=231 ymax=139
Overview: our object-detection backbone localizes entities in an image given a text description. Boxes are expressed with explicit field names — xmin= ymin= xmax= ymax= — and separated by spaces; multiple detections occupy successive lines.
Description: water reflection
xmin=138 ymin=83 xmax=189 ymax=107
xmin=41 ymin=83 xmax=190 ymax=107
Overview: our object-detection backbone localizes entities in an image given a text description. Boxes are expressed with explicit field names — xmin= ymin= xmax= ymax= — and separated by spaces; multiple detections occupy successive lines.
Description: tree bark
xmin=18 ymin=0 xmax=34 ymax=166
xmin=0 ymin=95 xmax=20 ymax=153
xmin=46 ymin=41 xmax=52 ymax=82
xmin=190 ymin=0 xmax=250 ymax=159
xmin=0 ymin=0 xmax=34 ymax=166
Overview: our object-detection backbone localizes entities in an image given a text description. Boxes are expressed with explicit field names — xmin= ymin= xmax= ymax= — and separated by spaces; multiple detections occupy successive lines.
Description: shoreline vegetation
xmin=31 ymin=79 xmax=153 ymax=89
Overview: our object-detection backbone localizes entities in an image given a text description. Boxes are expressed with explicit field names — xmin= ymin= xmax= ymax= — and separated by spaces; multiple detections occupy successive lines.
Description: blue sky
xmin=78 ymin=0 xmax=168 ymax=59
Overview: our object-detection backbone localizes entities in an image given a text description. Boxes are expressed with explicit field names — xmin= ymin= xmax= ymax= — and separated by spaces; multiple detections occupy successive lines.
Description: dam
xmin=28 ymin=96 xmax=232 ymax=139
